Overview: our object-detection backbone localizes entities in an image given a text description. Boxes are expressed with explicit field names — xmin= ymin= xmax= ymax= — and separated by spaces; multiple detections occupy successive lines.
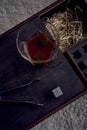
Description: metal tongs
xmin=0 ymin=78 xmax=44 ymax=106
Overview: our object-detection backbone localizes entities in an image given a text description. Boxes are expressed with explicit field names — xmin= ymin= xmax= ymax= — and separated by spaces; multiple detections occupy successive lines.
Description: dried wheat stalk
xmin=45 ymin=8 xmax=86 ymax=52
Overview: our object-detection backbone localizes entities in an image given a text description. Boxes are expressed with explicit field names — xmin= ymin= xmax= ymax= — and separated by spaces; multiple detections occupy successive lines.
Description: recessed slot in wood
xmin=73 ymin=50 xmax=82 ymax=59
xmin=83 ymin=45 xmax=87 ymax=53
xmin=78 ymin=61 xmax=87 ymax=70
xmin=84 ymin=71 xmax=87 ymax=78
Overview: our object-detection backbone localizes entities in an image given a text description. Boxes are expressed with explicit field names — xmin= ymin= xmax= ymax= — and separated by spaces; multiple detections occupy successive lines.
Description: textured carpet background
xmin=0 ymin=0 xmax=87 ymax=130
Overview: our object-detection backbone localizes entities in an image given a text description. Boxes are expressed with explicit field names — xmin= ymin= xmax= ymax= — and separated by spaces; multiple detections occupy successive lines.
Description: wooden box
xmin=0 ymin=0 xmax=87 ymax=130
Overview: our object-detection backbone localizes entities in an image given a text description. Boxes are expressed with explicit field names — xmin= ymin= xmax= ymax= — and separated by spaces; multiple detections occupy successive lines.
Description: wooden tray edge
xmin=25 ymin=90 xmax=87 ymax=130
xmin=0 ymin=0 xmax=66 ymax=39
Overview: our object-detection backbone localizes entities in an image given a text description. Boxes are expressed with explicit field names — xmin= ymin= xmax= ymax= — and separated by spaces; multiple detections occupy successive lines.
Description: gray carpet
xmin=0 ymin=0 xmax=87 ymax=130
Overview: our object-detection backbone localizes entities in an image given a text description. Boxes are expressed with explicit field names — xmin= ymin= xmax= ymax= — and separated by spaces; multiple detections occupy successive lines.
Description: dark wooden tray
xmin=0 ymin=0 xmax=87 ymax=130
